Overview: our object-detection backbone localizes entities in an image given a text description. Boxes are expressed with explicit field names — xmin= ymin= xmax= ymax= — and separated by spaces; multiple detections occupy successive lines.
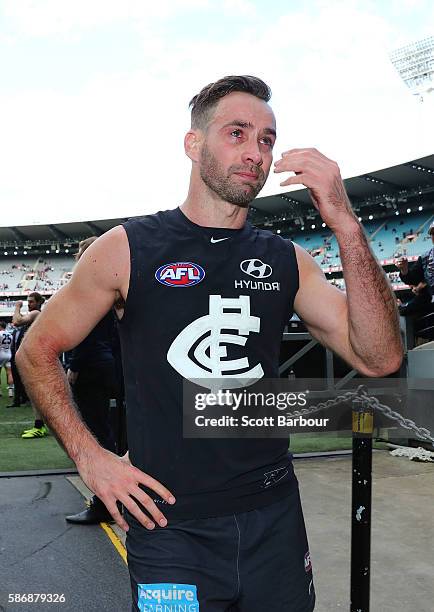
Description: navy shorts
xmin=125 ymin=485 xmax=316 ymax=611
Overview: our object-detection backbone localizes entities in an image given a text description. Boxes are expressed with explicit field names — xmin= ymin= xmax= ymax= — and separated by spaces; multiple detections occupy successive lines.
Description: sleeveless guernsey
xmin=118 ymin=207 xmax=300 ymax=519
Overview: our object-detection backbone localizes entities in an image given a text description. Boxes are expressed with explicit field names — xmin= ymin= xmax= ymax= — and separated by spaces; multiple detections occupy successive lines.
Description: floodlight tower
xmin=390 ymin=35 xmax=434 ymax=103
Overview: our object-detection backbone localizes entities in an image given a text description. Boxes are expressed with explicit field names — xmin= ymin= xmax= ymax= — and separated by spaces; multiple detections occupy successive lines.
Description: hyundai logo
xmin=240 ymin=259 xmax=272 ymax=279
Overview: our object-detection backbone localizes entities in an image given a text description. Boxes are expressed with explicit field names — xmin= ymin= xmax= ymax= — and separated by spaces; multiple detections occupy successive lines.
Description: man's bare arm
xmin=275 ymin=148 xmax=403 ymax=376
xmin=12 ymin=303 xmax=39 ymax=326
xmin=294 ymin=239 xmax=402 ymax=377
xmin=336 ymin=223 xmax=402 ymax=374
xmin=16 ymin=226 xmax=176 ymax=531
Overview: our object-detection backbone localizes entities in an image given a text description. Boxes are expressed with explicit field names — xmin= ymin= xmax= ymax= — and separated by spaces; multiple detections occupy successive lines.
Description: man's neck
xmin=180 ymin=183 xmax=249 ymax=229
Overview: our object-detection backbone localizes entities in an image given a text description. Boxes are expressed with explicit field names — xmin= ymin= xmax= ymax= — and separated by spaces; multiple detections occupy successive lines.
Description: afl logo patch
xmin=155 ymin=262 xmax=205 ymax=287
xmin=304 ymin=551 xmax=312 ymax=573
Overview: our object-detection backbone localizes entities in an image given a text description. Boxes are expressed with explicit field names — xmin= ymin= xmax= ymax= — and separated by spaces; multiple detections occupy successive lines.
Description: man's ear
xmin=184 ymin=129 xmax=202 ymax=163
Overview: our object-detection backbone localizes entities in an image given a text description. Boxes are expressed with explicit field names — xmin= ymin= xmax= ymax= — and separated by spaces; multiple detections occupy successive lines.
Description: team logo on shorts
xmin=262 ymin=466 xmax=289 ymax=488
xmin=155 ymin=262 xmax=205 ymax=287
xmin=304 ymin=551 xmax=312 ymax=573
xmin=137 ymin=583 xmax=199 ymax=611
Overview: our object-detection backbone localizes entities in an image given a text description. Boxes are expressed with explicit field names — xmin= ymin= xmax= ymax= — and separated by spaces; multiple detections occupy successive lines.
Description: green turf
xmin=289 ymin=433 xmax=388 ymax=453
xmin=290 ymin=433 xmax=353 ymax=453
xmin=0 ymin=436 xmax=76 ymax=472
xmin=0 ymin=377 xmax=386 ymax=473
xmin=0 ymin=377 xmax=75 ymax=473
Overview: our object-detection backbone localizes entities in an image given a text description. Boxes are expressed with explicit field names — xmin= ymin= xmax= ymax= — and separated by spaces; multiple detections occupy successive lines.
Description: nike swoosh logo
xmin=210 ymin=237 xmax=230 ymax=243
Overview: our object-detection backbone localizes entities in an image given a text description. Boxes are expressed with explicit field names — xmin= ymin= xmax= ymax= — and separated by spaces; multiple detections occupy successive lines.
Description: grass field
xmin=0 ymin=378 xmax=75 ymax=473
xmin=1 ymin=376 xmax=387 ymax=473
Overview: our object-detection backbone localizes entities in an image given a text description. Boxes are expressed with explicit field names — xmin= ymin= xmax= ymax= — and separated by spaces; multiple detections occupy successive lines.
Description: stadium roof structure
xmin=0 ymin=217 xmax=127 ymax=246
xmin=252 ymin=154 xmax=434 ymax=218
xmin=0 ymin=154 xmax=433 ymax=245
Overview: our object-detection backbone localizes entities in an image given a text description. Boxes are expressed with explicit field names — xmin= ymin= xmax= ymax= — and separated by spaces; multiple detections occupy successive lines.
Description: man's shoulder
xmin=123 ymin=208 xmax=177 ymax=230
xmin=252 ymin=224 xmax=295 ymax=252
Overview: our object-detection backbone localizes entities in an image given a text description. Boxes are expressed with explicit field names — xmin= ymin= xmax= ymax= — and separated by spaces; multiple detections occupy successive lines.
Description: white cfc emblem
xmin=167 ymin=295 xmax=264 ymax=390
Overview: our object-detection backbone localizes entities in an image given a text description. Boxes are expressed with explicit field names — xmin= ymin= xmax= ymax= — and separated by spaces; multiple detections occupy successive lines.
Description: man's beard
xmin=199 ymin=144 xmax=266 ymax=208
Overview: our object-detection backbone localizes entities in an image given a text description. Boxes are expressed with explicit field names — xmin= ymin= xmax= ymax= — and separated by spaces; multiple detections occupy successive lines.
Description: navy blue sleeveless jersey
xmin=118 ymin=207 xmax=300 ymax=519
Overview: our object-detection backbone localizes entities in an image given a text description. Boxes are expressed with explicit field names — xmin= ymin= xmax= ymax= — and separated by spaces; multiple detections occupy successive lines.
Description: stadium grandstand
xmin=1 ymin=154 xmax=433 ymax=316
xmin=1 ymin=156 xmax=433 ymax=612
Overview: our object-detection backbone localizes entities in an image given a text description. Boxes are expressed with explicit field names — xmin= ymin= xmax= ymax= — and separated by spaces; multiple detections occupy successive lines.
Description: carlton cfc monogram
xmin=167 ymin=294 xmax=264 ymax=390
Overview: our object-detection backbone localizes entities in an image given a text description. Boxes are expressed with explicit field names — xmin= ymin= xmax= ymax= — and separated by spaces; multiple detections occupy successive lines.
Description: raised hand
xmin=274 ymin=148 xmax=358 ymax=234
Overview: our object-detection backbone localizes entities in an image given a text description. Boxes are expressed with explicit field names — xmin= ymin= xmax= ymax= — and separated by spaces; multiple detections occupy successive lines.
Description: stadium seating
xmin=32 ymin=257 xmax=74 ymax=292
xmin=0 ymin=211 xmax=432 ymax=299
xmin=0 ymin=259 xmax=36 ymax=291
xmin=0 ymin=256 xmax=74 ymax=294
xmin=287 ymin=212 xmax=434 ymax=266
xmin=370 ymin=212 xmax=434 ymax=259
xmin=290 ymin=230 xmax=333 ymax=264
xmin=288 ymin=218 xmax=399 ymax=266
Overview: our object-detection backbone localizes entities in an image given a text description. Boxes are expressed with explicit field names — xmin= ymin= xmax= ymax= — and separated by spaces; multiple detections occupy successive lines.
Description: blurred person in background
xmin=0 ymin=320 xmax=14 ymax=399
xmin=396 ymin=222 xmax=434 ymax=308
xmin=396 ymin=281 xmax=433 ymax=317
xmin=65 ymin=237 xmax=122 ymax=525
xmin=6 ymin=324 xmax=28 ymax=407
xmin=11 ymin=294 xmax=47 ymax=440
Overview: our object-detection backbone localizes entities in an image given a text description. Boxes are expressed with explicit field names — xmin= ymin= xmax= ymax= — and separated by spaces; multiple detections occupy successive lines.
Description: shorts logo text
xmin=137 ymin=583 xmax=199 ymax=611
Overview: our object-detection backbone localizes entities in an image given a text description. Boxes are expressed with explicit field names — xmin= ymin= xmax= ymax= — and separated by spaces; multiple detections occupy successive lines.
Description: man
xmin=16 ymin=76 xmax=403 ymax=611
xmin=0 ymin=320 xmax=14 ymax=398
xmin=396 ymin=282 xmax=432 ymax=317
xmin=5 ymin=325 xmax=26 ymax=407
xmin=13 ymin=292 xmax=48 ymax=437
xmin=396 ymin=222 xmax=434 ymax=305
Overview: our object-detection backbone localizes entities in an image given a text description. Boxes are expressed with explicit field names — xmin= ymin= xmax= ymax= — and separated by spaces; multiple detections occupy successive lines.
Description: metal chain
xmin=285 ymin=385 xmax=434 ymax=445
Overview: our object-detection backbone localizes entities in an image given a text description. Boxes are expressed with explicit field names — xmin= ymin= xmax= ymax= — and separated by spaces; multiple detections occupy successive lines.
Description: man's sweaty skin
xmin=182 ymin=92 xmax=402 ymax=375
xmin=273 ymin=147 xmax=403 ymax=375
xmin=12 ymin=295 xmax=41 ymax=327
xmin=16 ymin=229 xmax=176 ymax=532
xmin=15 ymin=90 xmax=402 ymax=534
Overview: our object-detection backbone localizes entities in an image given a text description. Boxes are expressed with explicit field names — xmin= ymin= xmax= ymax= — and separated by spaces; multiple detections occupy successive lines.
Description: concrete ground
xmin=0 ymin=450 xmax=433 ymax=611
xmin=295 ymin=451 xmax=434 ymax=612
xmin=0 ymin=474 xmax=131 ymax=612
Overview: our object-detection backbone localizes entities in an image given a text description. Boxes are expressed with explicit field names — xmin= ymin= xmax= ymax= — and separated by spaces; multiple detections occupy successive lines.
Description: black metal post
xmin=350 ymin=403 xmax=373 ymax=612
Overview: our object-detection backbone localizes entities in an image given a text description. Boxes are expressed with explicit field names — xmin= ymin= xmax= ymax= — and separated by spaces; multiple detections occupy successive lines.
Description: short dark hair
xmin=74 ymin=236 xmax=98 ymax=261
xmin=0 ymin=320 xmax=6 ymax=329
xmin=189 ymin=75 xmax=272 ymax=130
xmin=28 ymin=292 xmax=45 ymax=307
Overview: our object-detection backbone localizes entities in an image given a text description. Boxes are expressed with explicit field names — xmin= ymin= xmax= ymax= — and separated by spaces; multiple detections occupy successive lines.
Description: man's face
xmin=27 ymin=297 xmax=37 ymax=311
xmin=198 ymin=92 xmax=276 ymax=207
